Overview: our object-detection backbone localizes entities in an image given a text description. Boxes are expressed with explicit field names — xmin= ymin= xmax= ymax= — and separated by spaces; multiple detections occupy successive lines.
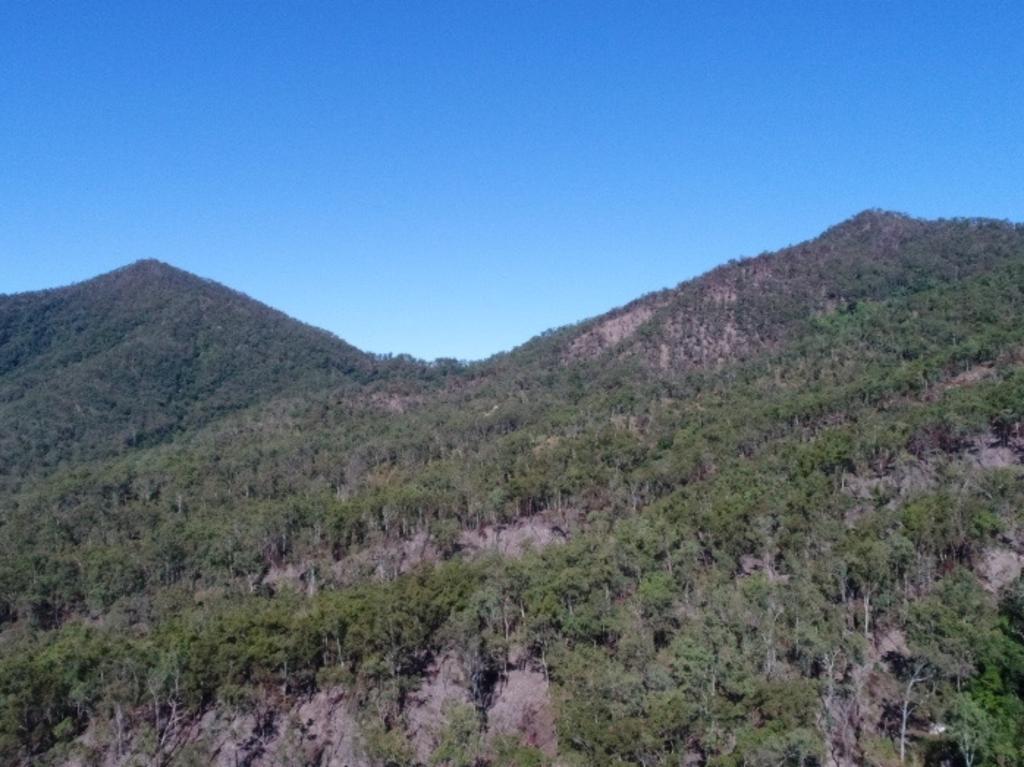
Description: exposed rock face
xmin=402 ymin=654 xmax=558 ymax=763
xmin=567 ymin=300 xmax=667 ymax=361
xmin=405 ymin=652 xmax=473 ymax=763
xmin=486 ymin=668 xmax=558 ymax=757
xmin=63 ymin=665 xmax=555 ymax=766
xmin=65 ymin=687 xmax=361 ymax=767
xmin=460 ymin=516 xmax=569 ymax=558
xmin=263 ymin=512 xmax=572 ymax=594
xmin=978 ymin=546 xmax=1024 ymax=593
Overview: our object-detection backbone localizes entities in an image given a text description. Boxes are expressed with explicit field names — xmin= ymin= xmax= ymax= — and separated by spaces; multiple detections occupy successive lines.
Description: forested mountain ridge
xmin=506 ymin=210 xmax=1021 ymax=373
xmin=2 ymin=212 xmax=1024 ymax=767
xmin=0 ymin=259 xmax=435 ymax=488
xmin=3 ymin=211 xmax=1018 ymax=486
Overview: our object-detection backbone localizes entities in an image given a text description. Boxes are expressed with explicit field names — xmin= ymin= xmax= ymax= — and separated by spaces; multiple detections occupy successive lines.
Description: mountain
xmin=508 ymin=210 xmax=1021 ymax=373
xmin=2 ymin=212 xmax=1024 ymax=767
xmin=0 ymin=259 xmax=409 ymax=487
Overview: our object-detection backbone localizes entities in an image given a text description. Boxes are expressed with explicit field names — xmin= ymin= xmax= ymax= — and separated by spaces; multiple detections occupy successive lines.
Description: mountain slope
xmin=2 ymin=214 xmax=1024 ymax=767
xmin=0 ymin=260 xmax=398 ymax=484
xmin=505 ymin=211 xmax=1023 ymax=374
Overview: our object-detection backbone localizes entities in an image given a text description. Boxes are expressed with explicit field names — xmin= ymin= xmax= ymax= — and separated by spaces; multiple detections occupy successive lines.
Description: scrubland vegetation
xmin=2 ymin=212 xmax=1024 ymax=765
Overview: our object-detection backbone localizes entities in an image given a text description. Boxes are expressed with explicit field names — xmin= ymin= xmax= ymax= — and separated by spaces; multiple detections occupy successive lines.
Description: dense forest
xmin=2 ymin=210 xmax=1023 ymax=766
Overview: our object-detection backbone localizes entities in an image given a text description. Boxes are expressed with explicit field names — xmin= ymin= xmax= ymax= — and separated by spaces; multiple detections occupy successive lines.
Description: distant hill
xmin=0 ymin=259 xmax=400 ymax=482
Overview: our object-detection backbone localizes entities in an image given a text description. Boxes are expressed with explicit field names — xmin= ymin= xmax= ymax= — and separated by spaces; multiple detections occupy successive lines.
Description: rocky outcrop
xmin=65 ymin=688 xmax=361 ymax=767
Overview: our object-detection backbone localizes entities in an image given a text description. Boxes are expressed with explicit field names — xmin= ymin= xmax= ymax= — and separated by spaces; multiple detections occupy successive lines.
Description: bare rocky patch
xmin=459 ymin=516 xmax=570 ymax=559
xmin=262 ymin=512 xmax=573 ymax=594
xmin=977 ymin=546 xmax=1024 ymax=593
xmin=842 ymin=428 xmax=1023 ymax=521
xmin=64 ymin=687 xmax=361 ymax=767
xmin=486 ymin=667 xmax=558 ymax=757
xmin=405 ymin=652 xmax=472 ymax=762
xmin=567 ymin=300 xmax=665 ymax=360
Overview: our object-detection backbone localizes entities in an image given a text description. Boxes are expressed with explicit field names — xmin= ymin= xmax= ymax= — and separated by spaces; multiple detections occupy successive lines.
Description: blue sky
xmin=2 ymin=1 xmax=1023 ymax=360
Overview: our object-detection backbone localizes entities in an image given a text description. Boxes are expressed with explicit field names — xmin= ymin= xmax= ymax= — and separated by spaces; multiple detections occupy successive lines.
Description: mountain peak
xmin=846 ymin=208 xmax=908 ymax=224
xmin=90 ymin=258 xmax=206 ymax=293
xmin=117 ymin=258 xmax=181 ymax=276
xmin=821 ymin=209 xmax=916 ymax=239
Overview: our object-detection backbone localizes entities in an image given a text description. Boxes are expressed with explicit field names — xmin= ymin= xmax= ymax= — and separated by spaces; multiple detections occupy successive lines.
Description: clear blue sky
xmin=2 ymin=1 xmax=1022 ymax=360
